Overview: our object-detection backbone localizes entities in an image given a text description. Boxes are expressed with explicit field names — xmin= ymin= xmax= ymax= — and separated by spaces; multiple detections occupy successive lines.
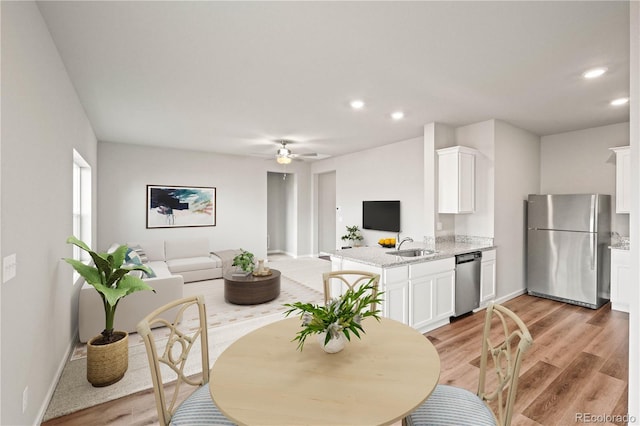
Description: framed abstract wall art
xmin=146 ymin=185 xmax=216 ymax=228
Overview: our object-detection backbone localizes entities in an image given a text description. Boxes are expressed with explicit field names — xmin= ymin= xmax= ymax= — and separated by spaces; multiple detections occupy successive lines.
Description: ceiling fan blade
xmin=291 ymin=152 xmax=318 ymax=158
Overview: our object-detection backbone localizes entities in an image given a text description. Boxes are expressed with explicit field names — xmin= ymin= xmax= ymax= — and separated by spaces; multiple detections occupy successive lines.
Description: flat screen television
xmin=362 ymin=200 xmax=400 ymax=232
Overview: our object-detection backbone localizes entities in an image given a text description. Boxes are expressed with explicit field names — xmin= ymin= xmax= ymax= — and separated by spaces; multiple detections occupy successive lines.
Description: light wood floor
xmin=43 ymin=294 xmax=629 ymax=426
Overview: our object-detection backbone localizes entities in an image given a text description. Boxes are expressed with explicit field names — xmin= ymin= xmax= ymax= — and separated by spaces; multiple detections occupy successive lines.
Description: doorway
xmin=267 ymin=172 xmax=296 ymax=257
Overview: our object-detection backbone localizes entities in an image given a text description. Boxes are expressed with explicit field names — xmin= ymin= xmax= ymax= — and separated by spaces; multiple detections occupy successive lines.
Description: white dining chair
xmin=322 ymin=270 xmax=381 ymax=311
xmin=404 ymin=302 xmax=533 ymax=426
xmin=137 ymin=295 xmax=234 ymax=426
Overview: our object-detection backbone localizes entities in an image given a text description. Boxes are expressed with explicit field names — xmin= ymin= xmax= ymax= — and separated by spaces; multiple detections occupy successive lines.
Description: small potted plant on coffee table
xmin=232 ymin=249 xmax=255 ymax=276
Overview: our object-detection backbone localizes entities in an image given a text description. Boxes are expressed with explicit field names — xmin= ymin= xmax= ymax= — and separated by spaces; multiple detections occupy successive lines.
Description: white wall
xmin=1 ymin=2 xmax=98 ymax=424
xmin=494 ymin=120 xmax=540 ymax=298
xmin=312 ymin=137 xmax=425 ymax=247
xmin=285 ymin=172 xmax=297 ymax=256
xmin=98 ymin=142 xmax=290 ymax=260
xmin=425 ymin=123 xmax=456 ymax=238
xmin=454 ymin=120 xmax=495 ymax=238
xmin=295 ymin=165 xmax=313 ymax=256
xmin=540 ymin=122 xmax=630 ymax=236
xmin=628 ymin=1 xmax=639 ymax=420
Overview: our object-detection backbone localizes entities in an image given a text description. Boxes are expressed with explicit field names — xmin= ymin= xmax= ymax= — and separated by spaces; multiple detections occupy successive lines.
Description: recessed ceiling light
xmin=391 ymin=111 xmax=404 ymax=120
xmin=610 ymin=97 xmax=629 ymax=106
xmin=350 ymin=100 xmax=365 ymax=109
xmin=583 ymin=67 xmax=607 ymax=79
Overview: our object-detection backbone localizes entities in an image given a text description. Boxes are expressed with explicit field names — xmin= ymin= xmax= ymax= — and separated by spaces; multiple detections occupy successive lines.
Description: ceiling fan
xmin=275 ymin=140 xmax=318 ymax=164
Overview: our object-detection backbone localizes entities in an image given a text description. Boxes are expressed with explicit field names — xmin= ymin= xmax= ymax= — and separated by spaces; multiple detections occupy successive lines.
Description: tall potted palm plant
xmin=64 ymin=236 xmax=155 ymax=386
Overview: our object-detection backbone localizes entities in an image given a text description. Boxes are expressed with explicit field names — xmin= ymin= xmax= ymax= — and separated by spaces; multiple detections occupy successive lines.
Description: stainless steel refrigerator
xmin=526 ymin=194 xmax=611 ymax=309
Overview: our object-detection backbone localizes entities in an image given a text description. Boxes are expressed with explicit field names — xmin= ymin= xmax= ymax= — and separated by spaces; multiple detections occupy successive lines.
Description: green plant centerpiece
xmin=284 ymin=280 xmax=383 ymax=352
xmin=232 ymin=249 xmax=255 ymax=273
xmin=64 ymin=236 xmax=155 ymax=386
xmin=341 ymin=225 xmax=364 ymax=247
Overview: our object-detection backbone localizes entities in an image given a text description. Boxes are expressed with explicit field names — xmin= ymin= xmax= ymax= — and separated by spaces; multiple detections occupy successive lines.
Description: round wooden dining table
xmin=210 ymin=317 xmax=440 ymax=425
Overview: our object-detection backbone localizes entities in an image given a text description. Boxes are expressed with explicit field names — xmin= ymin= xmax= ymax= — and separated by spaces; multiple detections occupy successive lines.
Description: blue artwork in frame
xmin=146 ymin=185 xmax=216 ymax=228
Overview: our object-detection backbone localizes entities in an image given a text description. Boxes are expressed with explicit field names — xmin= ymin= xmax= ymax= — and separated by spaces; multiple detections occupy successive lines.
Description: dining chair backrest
xmin=477 ymin=302 xmax=534 ymax=426
xmin=322 ymin=270 xmax=381 ymax=312
xmin=136 ymin=295 xmax=210 ymax=426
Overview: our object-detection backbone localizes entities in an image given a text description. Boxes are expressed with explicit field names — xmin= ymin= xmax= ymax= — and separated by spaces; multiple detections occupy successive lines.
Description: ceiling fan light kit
xmin=276 ymin=140 xmax=293 ymax=164
xmin=272 ymin=139 xmax=321 ymax=164
xmin=277 ymin=155 xmax=292 ymax=164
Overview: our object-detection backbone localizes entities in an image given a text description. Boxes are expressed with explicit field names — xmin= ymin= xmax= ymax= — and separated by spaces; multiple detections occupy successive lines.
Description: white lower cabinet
xmin=330 ymin=256 xmax=456 ymax=333
xmin=610 ymin=249 xmax=630 ymax=313
xmin=480 ymin=249 xmax=496 ymax=306
xmin=433 ymin=271 xmax=455 ymax=320
xmin=409 ymin=276 xmax=433 ymax=330
xmin=409 ymin=259 xmax=455 ymax=332
xmin=383 ymin=266 xmax=410 ymax=324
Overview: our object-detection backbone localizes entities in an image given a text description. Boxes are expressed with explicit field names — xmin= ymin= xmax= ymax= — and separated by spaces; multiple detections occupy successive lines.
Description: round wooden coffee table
xmin=223 ymin=269 xmax=281 ymax=305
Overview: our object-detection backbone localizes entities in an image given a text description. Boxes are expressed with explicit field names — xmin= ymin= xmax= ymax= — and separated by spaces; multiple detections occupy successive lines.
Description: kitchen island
xmin=328 ymin=239 xmax=496 ymax=333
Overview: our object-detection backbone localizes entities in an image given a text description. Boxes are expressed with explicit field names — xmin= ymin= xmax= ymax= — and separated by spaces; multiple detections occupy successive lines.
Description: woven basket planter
xmin=86 ymin=331 xmax=129 ymax=387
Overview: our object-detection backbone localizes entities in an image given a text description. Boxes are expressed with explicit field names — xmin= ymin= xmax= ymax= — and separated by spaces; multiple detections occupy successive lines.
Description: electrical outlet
xmin=3 ymin=253 xmax=17 ymax=283
xmin=22 ymin=386 xmax=28 ymax=413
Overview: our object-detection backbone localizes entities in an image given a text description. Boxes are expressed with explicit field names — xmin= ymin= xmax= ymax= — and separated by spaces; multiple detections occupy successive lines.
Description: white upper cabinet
xmin=437 ymin=146 xmax=477 ymax=214
xmin=610 ymin=146 xmax=630 ymax=214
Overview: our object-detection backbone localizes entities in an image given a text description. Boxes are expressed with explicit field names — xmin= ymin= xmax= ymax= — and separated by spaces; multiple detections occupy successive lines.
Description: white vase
xmin=317 ymin=331 xmax=346 ymax=354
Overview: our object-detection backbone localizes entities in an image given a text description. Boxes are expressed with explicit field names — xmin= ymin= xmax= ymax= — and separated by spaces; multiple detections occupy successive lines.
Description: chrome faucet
xmin=397 ymin=237 xmax=413 ymax=250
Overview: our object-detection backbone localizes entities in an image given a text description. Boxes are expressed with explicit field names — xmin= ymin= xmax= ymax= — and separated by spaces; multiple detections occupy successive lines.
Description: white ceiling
xmin=37 ymin=1 xmax=630 ymax=160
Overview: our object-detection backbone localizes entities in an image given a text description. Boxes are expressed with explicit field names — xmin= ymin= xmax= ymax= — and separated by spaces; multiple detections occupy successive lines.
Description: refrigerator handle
xmin=591 ymin=233 xmax=596 ymax=271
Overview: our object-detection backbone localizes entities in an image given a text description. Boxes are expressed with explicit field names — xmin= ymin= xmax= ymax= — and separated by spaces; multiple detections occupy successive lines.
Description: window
xmin=73 ymin=150 xmax=92 ymax=262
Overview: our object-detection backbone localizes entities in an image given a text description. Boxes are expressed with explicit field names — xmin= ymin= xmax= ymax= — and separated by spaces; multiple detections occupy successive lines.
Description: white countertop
xmin=609 ymin=244 xmax=630 ymax=250
xmin=609 ymin=235 xmax=630 ymax=250
xmin=329 ymin=241 xmax=496 ymax=267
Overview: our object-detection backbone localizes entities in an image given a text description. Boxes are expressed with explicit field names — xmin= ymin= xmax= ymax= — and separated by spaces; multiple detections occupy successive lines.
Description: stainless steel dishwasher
xmin=454 ymin=251 xmax=482 ymax=317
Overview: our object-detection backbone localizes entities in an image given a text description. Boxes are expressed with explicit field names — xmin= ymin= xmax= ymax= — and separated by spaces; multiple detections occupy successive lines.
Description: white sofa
xmin=78 ymin=238 xmax=223 ymax=342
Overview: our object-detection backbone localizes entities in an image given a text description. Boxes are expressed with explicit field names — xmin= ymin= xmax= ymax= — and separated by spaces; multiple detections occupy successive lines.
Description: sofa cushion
xmin=165 ymin=238 xmax=210 ymax=261
xmin=166 ymin=256 xmax=220 ymax=274
xmin=128 ymin=241 xmax=165 ymax=262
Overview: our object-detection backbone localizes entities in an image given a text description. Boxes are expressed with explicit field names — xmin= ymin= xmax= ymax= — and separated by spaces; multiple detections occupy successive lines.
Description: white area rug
xmin=43 ymin=257 xmax=329 ymax=421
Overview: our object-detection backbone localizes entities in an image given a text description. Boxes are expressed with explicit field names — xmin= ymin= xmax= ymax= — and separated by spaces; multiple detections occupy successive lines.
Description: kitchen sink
xmin=386 ymin=249 xmax=437 ymax=257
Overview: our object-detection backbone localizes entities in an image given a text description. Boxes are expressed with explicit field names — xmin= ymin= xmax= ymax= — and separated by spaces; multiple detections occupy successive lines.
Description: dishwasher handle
xmin=455 ymin=251 xmax=482 ymax=264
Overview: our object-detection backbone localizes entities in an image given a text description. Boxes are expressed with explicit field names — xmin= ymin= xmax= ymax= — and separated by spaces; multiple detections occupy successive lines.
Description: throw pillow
xmin=124 ymin=248 xmax=143 ymax=266
xmin=143 ymin=266 xmax=157 ymax=278
xmin=130 ymin=245 xmax=149 ymax=263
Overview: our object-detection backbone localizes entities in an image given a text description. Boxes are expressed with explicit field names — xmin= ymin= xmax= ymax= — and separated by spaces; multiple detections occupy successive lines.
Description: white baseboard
xmin=36 ymin=328 xmax=78 ymax=425
xmin=494 ymin=288 xmax=527 ymax=305
xmin=267 ymin=250 xmax=297 ymax=258
xmin=416 ymin=317 xmax=451 ymax=335
xmin=267 ymin=251 xmax=317 ymax=259
xmin=478 ymin=288 xmax=527 ymax=311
